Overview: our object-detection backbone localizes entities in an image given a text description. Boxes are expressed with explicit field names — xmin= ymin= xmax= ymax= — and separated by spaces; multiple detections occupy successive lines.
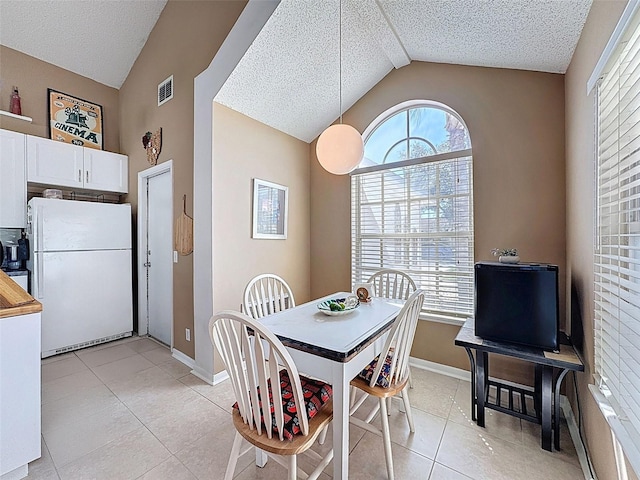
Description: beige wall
xmin=0 ymin=45 xmax=119 ymax=151
xmin=119 ymin=0 xmax=247 ymax=358
xmin=212 ymin=103 xmax=310 ymax=373
xmin=311 ymin=61 xmax=566 ymax=383
xmin=565 ymin=1 xmax=637 ymax=479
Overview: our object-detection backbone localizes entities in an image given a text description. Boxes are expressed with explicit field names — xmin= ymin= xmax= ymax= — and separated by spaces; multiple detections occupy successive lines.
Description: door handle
xmin=144 ymin=262 xmax=151 ymax=268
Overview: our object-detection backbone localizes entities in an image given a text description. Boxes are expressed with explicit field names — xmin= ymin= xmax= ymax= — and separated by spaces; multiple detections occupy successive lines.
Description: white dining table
xmin=257 ymin=291 xmax=401 ymax=480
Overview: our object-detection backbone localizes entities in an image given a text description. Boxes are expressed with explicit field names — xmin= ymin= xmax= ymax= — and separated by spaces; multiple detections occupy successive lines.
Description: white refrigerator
xmin=27 ymin=198 xmax=133 ymax=357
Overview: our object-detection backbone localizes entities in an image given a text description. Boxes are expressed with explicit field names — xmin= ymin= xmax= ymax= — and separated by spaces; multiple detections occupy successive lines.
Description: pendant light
xmin=316 ymin=0 xmax=364 ymax=175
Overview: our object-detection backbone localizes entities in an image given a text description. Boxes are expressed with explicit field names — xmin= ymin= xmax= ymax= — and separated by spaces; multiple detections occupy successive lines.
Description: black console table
xmin=454 ymin=318 xmax=584 ymax=451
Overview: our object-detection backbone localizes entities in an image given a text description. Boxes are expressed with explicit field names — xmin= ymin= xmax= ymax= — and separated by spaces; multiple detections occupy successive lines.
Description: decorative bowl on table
xmin=317 ymin=296 xmax=360 ymax=316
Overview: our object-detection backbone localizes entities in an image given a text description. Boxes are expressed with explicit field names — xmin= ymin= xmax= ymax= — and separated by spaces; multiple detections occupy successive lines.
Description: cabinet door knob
xmin=78 ymin=169 xmax=82 ymax=182
xmin=86 ymin=170 xmax=89 ymax=183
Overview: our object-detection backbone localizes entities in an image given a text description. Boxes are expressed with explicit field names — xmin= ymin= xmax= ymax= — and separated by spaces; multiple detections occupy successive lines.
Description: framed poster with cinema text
xmin=48 ymin=89 xmax=104 ymax=150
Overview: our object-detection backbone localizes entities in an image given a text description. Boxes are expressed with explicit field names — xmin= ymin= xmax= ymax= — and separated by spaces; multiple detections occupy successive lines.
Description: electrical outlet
xmin=173 ymin=251 xmax=178 ymax=263
xmin=185 ymin=328 xmax=191 ymax=341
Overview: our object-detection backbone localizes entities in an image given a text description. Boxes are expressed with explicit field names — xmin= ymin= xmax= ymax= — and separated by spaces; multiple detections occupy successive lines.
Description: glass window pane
xmin=409 ymin=107 xmax=448 ymax=149
xmin=384 ymin=140 xmax=410 ymax=164
xmin=363 ymin=105 xmax=471 ymax=169
xmin=408 ymin=139 xmax=437 ymax=160
xmin=363 ymin=110 xmax=407 ymax=166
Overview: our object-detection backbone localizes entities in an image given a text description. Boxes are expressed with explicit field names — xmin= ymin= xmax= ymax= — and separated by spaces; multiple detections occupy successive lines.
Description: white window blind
xmin=351 ymin=153 xmax=474 ymax=321
xmin=595 ymin=8 xmax=640 ymax=444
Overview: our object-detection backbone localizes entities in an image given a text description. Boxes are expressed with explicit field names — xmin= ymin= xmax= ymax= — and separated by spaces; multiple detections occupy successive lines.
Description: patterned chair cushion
xmin=357 ymin=353 xmax=394 ymax=388
xmin=233 ymin=370 xmax=332 ymax=440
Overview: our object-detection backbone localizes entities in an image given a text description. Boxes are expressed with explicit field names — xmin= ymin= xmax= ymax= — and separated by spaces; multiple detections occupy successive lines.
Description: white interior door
xmin=145 ymin=170 xmax=173 ymax=346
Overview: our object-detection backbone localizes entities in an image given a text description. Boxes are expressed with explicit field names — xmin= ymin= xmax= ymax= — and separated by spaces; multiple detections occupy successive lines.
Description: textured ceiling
xmin=215 ymin=0 xmax=593 ymax=143
xmin=0 ymin=0 xmax=593 ymax=141
xmin=0 ymin=0 xmax=168 ymax=89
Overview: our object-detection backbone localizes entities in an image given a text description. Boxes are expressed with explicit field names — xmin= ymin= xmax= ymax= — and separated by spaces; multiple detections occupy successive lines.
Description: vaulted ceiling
xmin=0 ymin=0 xmax=168 ymax=89
xmin=0 ymin=0 xmax=593 ymax=142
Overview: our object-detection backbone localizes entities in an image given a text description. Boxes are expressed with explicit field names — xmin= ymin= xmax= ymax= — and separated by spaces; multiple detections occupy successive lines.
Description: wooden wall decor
xmin=142 ymin=128 xmax=162 ymax=165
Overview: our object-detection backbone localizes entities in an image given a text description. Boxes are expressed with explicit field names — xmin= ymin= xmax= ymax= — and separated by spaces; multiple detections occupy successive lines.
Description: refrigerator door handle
xmin=37 ymin=254 xmax=44 ymax=299
xmin=36 ymin=206 xmax=43 ymax=255
xmin=36 ymin=206 xmax=45 ymax=299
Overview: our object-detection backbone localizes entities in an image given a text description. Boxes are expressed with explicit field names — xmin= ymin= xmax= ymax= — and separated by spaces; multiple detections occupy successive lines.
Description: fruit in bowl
xmin=329 ymin=300 xmax=348 ymax=311
xmin=317 ymin=296 xmax=360 ymax=316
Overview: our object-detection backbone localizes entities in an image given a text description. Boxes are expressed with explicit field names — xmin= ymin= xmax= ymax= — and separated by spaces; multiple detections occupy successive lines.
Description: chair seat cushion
xmin=233 ymin=370 xmax=332 ymax=440
xmin=357 ymin=353 xmax=393 ymax=388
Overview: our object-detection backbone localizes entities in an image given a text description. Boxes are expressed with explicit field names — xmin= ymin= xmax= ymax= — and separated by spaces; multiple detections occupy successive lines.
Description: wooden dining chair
xmin=209 ymin=311 xmax=334 ymax=480
xmin=368 ymin=269 xmax=417 ymax=391
xmin=348 ymin=289 xmax=425 ymax=480
xmin=243 ymin=273 xmax=295 ymax=319
xmin=367 ymin=269 xmax=417 ymax=301
xmin=242 ymin=273 xmax=331 ymax=445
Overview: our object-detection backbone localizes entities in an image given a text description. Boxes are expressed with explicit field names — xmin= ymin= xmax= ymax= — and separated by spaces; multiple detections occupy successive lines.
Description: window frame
xmin=351 ymin=100 xmax=474 ymax=325
xmin=592 ymin=4 xmax=640 ymax=476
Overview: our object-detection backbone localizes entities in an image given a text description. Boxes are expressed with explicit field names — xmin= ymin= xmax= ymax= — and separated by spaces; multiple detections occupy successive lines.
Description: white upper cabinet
xmin=26 ymin=135 xmax=128 ymax=194
xmin=27 ymin=135 xmax=83 ymax=189
xmin=83 ymin=148 xmax=128 ymax=193
xmin=0 ymin=129 xmax=27 ymax=228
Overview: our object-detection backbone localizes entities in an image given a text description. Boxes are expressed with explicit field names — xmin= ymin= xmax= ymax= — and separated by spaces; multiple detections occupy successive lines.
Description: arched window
xmin=351 ymin=101 xmax=474 ymax=322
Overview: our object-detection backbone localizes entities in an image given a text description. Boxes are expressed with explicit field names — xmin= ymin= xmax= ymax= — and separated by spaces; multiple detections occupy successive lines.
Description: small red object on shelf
xmin=9 ymin=87 xmax=22 ymax=116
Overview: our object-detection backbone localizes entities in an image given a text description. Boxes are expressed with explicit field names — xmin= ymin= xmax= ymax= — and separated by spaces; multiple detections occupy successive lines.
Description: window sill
xmin=418 ymin=313 xmax=467 ymax=327
xmin=589 ymin=383 xmax=640 ymax=479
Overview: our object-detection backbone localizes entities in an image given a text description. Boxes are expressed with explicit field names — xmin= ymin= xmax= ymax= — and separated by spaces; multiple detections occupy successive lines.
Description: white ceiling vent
xmin=158 ymin=75 xmax=173 ymax=106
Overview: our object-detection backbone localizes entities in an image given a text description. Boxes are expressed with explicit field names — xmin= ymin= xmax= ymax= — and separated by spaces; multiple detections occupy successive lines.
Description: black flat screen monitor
xmin=474 ymin=262 xmax=559 ymax=351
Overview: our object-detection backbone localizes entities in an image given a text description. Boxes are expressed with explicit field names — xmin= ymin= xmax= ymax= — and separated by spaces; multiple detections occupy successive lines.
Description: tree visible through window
xmin=351 ymin=102 xmax=474 ymax=321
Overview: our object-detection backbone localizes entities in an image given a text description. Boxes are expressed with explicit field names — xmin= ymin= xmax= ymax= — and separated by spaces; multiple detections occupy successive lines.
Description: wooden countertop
xmin=0 ymin=269 xmax=42 ymax=319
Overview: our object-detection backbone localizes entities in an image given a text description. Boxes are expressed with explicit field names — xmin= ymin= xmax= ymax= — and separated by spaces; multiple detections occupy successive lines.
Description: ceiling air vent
xmin=158 ymin=75 xmax=173 ymax=106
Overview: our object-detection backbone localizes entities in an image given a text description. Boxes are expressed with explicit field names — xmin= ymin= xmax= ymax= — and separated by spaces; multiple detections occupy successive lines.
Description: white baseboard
xmin=1 ymin=464 xmax=28 ymax=480
xmin=213 ymin=370 xmax=230 ymax=385
xmin=409 ymin=356 xmax=472 ymax=382
xmin=561 ymin=396 xmax=597 ymax=480
xmin=190 ymin=365 xmax=215 ymax=385
xmin=171 ymin=348 xmax=225 ymax=385
xmin=171 ymin=349 xmax=195 ymax=369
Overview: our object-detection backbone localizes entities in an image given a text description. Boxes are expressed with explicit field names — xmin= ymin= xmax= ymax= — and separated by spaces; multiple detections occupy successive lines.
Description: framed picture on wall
xmin=47 ymin=88 xmax=104 ymax=150
xmin=252 ymin=178 xmax=288 ymax=239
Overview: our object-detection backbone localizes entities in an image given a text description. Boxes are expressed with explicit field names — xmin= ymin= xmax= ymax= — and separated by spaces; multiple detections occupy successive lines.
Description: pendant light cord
xmin=339 ymin=0 xmax=343 ymax=124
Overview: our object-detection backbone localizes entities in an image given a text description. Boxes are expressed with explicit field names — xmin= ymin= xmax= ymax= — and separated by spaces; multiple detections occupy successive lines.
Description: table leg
xmin=554 ymin=369 xmax=570 ymax=451
xmin=476 ymin=351 xmax=488 ymax=428
xmin=332 ymin=363 xmax=349 ymax=479
xmin=464 ymin=347 xmax=477 ymax=422
xmin=255 ymin=448 xmax=268 ymax=468
xmin=534 ymin=365 xmax=542 ymax=420
xmin=541 ymin=365 xmax=553 ymax=451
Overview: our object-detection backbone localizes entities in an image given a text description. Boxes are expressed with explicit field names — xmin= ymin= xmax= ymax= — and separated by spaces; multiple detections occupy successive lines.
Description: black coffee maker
xmin=0 ymin=238 xmax=29 ymax=270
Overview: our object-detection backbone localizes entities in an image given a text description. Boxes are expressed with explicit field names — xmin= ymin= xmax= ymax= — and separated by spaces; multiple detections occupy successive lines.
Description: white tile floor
xmin=27 ymin=336 xmax=586 ymax=480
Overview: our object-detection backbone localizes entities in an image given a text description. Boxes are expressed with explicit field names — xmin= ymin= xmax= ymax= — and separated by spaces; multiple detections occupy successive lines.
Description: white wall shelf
xmin=0 ymin=110 xmax=33 ymax=122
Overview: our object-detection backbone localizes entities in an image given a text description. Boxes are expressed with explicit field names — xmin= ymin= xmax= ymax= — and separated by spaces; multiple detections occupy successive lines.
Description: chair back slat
xmin=221 ymin=319 xmax=251 ymax=420
xmin=367 ymin=269 xmax=417 ymax=301
xmin=367 ymin=290 xmax=425 ymax=388
xmin=249 ymin=326 xmax=268 ymax=436
xmin=269 ymin=345 xmax=284 ymax=438
xmin=209 ymin=310 xmax=310 ymax=441
xmin=243 ymin=274 xmax=296 ymax=319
